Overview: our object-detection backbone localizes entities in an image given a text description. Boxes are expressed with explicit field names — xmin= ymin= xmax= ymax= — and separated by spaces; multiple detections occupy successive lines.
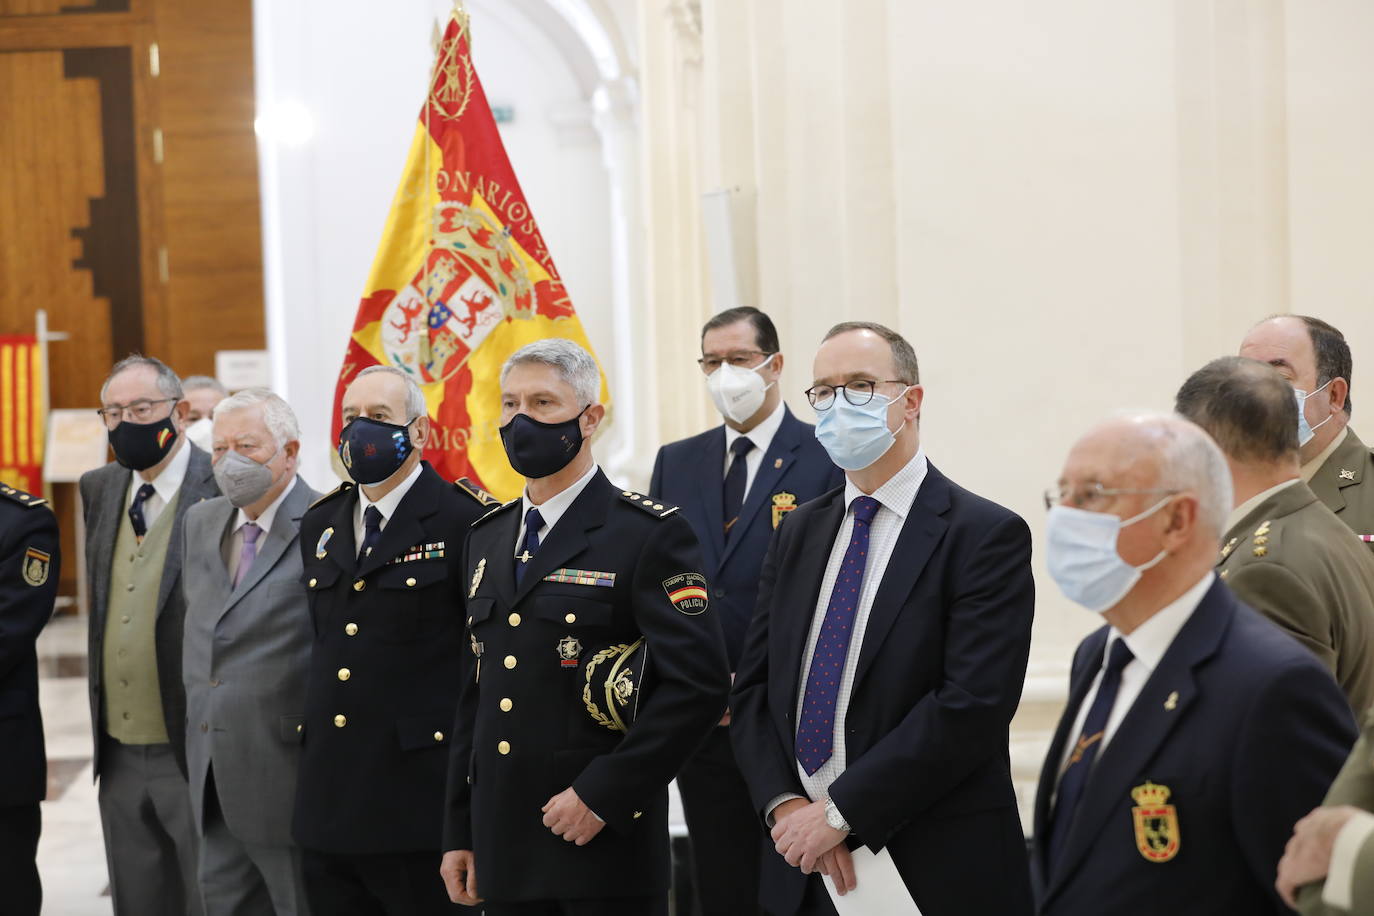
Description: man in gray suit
xmin=80 ymin=355 xmax=219 ymax=916
xmin=182 ymin=388 xmax=319 ymax=915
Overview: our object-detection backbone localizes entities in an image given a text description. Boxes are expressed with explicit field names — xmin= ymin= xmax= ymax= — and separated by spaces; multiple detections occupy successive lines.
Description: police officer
xmin=440 ymin=338 xmax=730 ymax=916
xmin=294 ymin=365 xmax=496 ymax=915
xmin=0 ymin=484 xmax=59 ymax=916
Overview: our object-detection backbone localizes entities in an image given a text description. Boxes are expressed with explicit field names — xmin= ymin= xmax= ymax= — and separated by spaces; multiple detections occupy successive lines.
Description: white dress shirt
xmin=353 ymin=461 xmax=424 ymax=551
xmin=226 ymin=475 xmax=297 ymax=579
xmin=723 ymin=400 xmax=786 ymax=499
xmin=1054 ymin=573 xmax=1214 ymax=785
xmin=789 ymin=448 xmax=929 ymax=806
xmin=125 ymin=440 xmax=191 ymax=531
xmin=515 ymin=463 xmax=600 ymax=556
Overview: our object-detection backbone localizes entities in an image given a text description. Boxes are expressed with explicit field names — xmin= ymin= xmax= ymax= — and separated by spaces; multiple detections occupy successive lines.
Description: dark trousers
xmin=676 ymin=725 xmax=764 ymax=915
xmin=797 ymin=875 xmax=840 ymax=916
xmin=0 ymin=803 xmax=41 ymax=916
xmin=302 ymin=847 xmax=459 ymax=915
xmin=480 ymin=897 xmax=667 ymax=916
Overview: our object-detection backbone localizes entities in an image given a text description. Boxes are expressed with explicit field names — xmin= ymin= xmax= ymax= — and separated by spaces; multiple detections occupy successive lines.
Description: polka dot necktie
xmin=796 ymin=495 xmax=881 ymax=776
xmin=127 ymin=483 xmax=156 ymax=541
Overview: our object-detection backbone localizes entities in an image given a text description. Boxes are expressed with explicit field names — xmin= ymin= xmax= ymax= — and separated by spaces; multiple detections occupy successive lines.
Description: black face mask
xmin=109 ymin=417 xmax=179 ymax=471
xmin=499 ymin=407 xmax=588 ymax=479
xmin=339 ymin=417 xmax=416 ymax=485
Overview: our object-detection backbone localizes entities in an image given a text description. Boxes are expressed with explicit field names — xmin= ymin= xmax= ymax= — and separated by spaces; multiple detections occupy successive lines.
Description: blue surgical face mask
xmin=813 ymin=386 xmax=913 ymax=472
xmin=1045 ymin=496 xmax=1173 ymax=613
xmin=1295 ymin=380 xmax=1334 ymax=448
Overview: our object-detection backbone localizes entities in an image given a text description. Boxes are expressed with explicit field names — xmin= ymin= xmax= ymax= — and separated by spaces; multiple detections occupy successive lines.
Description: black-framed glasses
xmin=1043 ymin=483 xmax=1179 ymax=512
xmin=95 ymin=397 xmax=178 ymax=428
xmin=805 ymin=380 xmax=909 ymax=410
xmin=697 ymin=350 xmax=773 ymax=374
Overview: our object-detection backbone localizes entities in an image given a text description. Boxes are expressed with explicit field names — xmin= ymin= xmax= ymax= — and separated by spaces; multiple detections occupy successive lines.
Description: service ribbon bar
xmin=544 ymin=568 xmax=617 ymax=587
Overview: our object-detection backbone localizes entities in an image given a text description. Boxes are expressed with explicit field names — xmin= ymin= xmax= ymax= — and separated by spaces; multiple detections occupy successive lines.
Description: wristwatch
xmin=824 ymin=798 xmax=850 ymax=833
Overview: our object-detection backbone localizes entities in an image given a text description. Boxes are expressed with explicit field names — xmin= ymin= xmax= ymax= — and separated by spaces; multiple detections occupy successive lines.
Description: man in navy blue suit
xmin=731 ymin=321 xmax=1035 ymax=915
xmin=651 ymin=306 xmax=841 ymax=914
xmin=1033 ymin=411 xmax=1357 ymax=915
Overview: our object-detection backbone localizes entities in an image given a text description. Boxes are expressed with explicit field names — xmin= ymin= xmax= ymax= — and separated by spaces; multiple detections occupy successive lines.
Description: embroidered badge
xmin=469 ymin=558 xmax=486 ymax=598
xmin=662 ymin=573 xmax=709 ymax=615
xmin=1340 ymin=468 xmax=1357 ymax=480
xmin=543 ymin=568 xmax=616 ymax=587
xmin=771 ymin=492 xmax=798 ymax=530
xmin=21 ymin=547 xmax=49 ymax=587
xmin=1131 ymin=782 xmax=1180 ymax=863
xmin=316 ymin=527 xmax=333 ymax=559
xmin=558 ymin=635 xmax=583 ymax=667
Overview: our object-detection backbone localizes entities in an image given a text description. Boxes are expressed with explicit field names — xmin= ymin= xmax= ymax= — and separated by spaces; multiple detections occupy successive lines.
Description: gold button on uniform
xmin=498 ymin=740 xmax=511 ymax=755
xmin=433 ymin=731 xmax=445 ymax=742
xmin=508 ymin=613 xmax=521 ymax=627
xmin=121 ymin=615 xmax=130 ymax=624
xmin=633 ymin=811 xmax=643 ymax=819
xmin=309 ymin=578 xmax=317 ymax=588
xmin=504 ymin=655 xmax=517 ymax=669
xmin=296 ymin=723 xmax=303 ymax=733
xmin=406 ymin=577 xmax=417 ymax=587
xmin=353 ymin=580 xmax=365 ymax=592
xmin=345 ymin=623 xmax=359 ymax=636
xmin=499 ymin=698 xmax=513 ymax=712
xmin=334 ymin=715 xmax=347 ymax=727
xmin=337 ymin=668 xmax=351 ymax=681
xmin=564 ymin=613 xmax=576 ymax=624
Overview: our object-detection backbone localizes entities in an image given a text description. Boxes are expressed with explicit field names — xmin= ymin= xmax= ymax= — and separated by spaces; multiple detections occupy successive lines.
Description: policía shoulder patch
xmin=662 ymin=573 xmax=708 ymax=615
xmin=22 ymin=547 xmax=50 ymax=587
xmin=620 ymin=491 xmax=679 ymax=518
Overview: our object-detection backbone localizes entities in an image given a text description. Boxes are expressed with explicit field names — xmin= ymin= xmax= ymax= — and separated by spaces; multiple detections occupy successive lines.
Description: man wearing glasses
xmin=79 ymin=354 xmax=220 ymax=916
xmin=730 ymin=322 xmax=1035 ymax=915
xmin=650 ymin=306 xmax=840 ymax=914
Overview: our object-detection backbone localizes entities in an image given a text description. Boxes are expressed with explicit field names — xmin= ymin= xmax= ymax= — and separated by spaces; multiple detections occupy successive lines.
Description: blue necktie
xmin=514 ymin=507 xmax=544 ymax=585
xmin=796 ymin=495 xmax=881 ymax=775
xmin=723 ymin=436 xmax=754 ymax=533
xmin=128 ymin=483 xmax=156 ymax=540
xmin=358 ymin=506 xmax=383 ymax=561
xmin=1046 ymin=637 xmax=1135 ymax=873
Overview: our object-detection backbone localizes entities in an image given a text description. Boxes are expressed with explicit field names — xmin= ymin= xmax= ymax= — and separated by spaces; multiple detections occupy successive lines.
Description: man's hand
xmin=1276 ymin=805 xmax=1362 ymax=907
xmin=771 ymin=799 xmax=847 ymax=873
xmin=439 ymin=849 xmax=481 ymax=906
xmin=542 ymin=786 xmax=606 ymax=846
xmin=818 ymin=843 xmax=858 ymax=896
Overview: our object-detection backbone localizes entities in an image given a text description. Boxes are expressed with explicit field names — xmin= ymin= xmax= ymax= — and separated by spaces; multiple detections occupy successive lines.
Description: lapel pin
xmin=1164 ymin=691 xmax=1179 ymax=711
xmin=774 ymin=458 xmax=783 ymax=469
xmin=1340 ymin=468 xmax=1356 ymax=480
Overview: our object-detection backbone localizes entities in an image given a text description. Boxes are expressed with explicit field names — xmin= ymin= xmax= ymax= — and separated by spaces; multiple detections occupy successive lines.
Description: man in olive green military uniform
xmin=1241 ymin=315 xmax=1374 ymax=548
xmin=1177 ymin=356 xmax=1374 ymax=713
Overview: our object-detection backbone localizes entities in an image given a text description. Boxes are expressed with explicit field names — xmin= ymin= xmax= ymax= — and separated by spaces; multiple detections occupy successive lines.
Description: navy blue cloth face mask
xmin=499 ymin=407 xmax=588 ymax=479
xmin=338 ymin=416 xmax=416 ymax=485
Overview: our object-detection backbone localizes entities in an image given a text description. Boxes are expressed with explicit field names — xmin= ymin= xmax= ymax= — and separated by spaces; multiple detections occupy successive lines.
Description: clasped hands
xmin=771 ymin=798 xmax=858 ymax=896
xmin=1275 ymin=804 xmax=1363 ymax=908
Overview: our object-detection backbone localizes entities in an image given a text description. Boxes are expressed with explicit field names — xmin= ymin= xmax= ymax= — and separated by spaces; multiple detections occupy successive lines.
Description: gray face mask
xmin=213 ymin=448 xmax=279 ymax=508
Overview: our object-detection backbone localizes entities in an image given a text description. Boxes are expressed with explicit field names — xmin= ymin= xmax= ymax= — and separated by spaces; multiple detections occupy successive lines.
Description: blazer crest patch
xmin=662 ymin=572 xmax=708 ymax=615
xmin=316 ymin=527 xmax=333 ymax=559
xmin=771 ymin=492 xmax=798 ymax=529
xmin=22 ymin=547 xmax=50 ymax=587
xmin=1130 ymin=781 xmax=1180 ymax=863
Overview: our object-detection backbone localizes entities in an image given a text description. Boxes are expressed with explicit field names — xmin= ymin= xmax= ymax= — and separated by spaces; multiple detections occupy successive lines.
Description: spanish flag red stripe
xmin=669 ymin=586 xmax=709 ymax=603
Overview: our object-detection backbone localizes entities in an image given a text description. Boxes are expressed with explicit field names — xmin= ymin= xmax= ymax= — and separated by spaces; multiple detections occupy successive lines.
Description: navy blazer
xmin=731 ymin=461 xmax=1035 ymax=916
xmin=1031 ymin=579 xmax=1357 ymax=915
xmin=650 ymin=406 xmax=841 ymax=667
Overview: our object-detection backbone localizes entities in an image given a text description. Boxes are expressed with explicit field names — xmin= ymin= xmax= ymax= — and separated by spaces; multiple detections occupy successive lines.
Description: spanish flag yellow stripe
xmin=30 ymin=343 xmax=42 ymax=464
xmin=16 ymin=343 xmax=29 ymax=466
xmin=0 ymin=345 xmax=13 ymax=466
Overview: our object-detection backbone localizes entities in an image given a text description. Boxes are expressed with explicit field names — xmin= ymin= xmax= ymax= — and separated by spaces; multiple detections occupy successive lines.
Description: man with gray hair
xmin=1175 ymin=356 xmax=1374 ymax=713
xmin=181 ymin=388 xmax=318 ymax=914
xmin=183 ymin=375 xmax=230 ymax=452
xmin=295 ymin=364 xmax=498 ymax=914
xmin=1032 ymin=412 xmax=1355 ymax=915
xmin=440 ymin=338 xmax=730 ymax=914
xmin=80 ymin=354 xmax=219 ymax=915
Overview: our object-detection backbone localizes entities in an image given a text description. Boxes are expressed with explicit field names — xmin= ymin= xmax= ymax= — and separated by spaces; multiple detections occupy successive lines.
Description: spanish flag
xmin=331 ymin=6 xmax=608 ymax=500
xmin=0 ymin=336 xmax=43 ymax=494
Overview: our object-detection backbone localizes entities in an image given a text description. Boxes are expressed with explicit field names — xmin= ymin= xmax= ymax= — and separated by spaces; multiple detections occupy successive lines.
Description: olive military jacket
xmin=1298 ymin=707 xmax=1374 ymax=916
xmin=1310 ymin=427 xmax=1374 ymax=549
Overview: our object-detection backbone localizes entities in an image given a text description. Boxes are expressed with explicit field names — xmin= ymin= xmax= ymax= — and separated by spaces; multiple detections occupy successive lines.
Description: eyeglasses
xmin=805 ymin=380 xmax=909 ymax=410
xmin=697 ymin=351 xmax=773 ymax=374
xmin=96 ymin=397 xmax=178 ymax=428
xmin=1043 ymin=483 xmax=1179 ymax=512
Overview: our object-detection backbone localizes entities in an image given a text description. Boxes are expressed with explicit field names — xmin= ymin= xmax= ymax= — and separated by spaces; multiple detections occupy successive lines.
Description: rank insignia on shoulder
xmin=316 ymin=527 xmax=333 ymax=559
xmin=771 ymin=492 xmax=798 ymax=529
xmin=619 ymin=490 xmax=679 ymax=518
xmin=1130 ymin=782 xmax=1180 ymax=863
xmin=1219 ymin=537 xmax=1237 ymax=560
xmin=0 ymin=485 xmax=47 ymax=508
xmin=22 ymin=547 xmax=50 ymax=587
xmin=544 ymin=568 xmax=616 ymax=587
xmin=663 ymin=573 xmax=708 ymax=615
xmin=308 ymin=482 xmax=354 ymax=510
xmin=455 ymin=477 xmax=501 ymax=507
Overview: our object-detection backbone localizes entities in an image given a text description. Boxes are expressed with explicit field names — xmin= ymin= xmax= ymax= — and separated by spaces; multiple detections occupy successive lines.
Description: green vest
xmin=102 ymin=489 xmax=180 ymax=744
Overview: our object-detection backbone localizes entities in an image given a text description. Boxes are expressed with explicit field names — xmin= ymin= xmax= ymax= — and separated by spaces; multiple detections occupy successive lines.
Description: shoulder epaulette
xmin=1248 ymin=519 xmax=1274 ymax=559
xmin=454 ymin=477 xmax=501 ymax=508
xmin=619 ymin=490 xmax=679 ymax=519
xmin=473 ymin=497 xmax=521 ymax=526
xmin=0 ymin=485 xmax=46 ymax=508
xmin=308 ymin=481 xmax=355 ymax=510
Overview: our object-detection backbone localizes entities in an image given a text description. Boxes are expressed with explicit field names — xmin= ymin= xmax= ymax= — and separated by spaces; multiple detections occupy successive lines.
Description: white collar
xmin=129 ymin=439 xmax=192 ymax=506
xmin=842 ymin=447 xmax=929 ymax=520
xmin=522 ymin=463 xmax=600 ymax=536
xmin=1225 ymin=478 xmax=1301 ymax=535
xmin=1302 ymin=426 xmax=1351 ymax=482
xmin=235 ymin=475 xmax=297 ymax=536
xmin=724 ymin=400 xmax=786 ymax=457
xmin=1109 ymin=572 xmax=1214 ymax=674
xmin=358 ymin=461 xmax=424 ymax=522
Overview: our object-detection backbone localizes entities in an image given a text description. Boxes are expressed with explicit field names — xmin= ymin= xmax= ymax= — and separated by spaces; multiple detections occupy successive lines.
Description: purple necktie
xmin=796 ymin=495 xmax=881 ymax=776
xmin=233 ymin=522 xmax=262 ymax=589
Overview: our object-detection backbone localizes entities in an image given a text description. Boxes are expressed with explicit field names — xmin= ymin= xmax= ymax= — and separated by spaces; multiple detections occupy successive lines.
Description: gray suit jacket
xmin=80 ymin=444 xmax=220 ymax=778
xmin=181 ymin=476 xmax=319 ymax=846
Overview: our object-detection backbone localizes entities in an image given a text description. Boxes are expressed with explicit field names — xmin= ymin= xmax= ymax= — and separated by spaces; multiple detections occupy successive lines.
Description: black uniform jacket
xmin=0 ymin=487 xmax=60 ymax=806
xmin=292 ymin=463 xmax=493 ymax=854
xmin=443 ymin=470 xmax=730 ymax=902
